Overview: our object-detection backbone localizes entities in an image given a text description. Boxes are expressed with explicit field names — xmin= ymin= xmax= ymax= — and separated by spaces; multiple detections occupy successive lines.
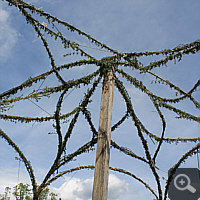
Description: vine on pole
xmin=1 ymin=1 xmax=200 ymax=199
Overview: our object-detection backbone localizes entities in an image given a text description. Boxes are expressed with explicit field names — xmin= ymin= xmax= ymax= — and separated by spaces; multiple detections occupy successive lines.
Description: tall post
xmin=92 ymin=70 xmax=113 ymax=200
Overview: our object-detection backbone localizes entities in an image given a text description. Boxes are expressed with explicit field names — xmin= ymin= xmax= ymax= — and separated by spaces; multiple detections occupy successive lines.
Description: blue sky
xmin=0 ymin=0 xmax=200 ymax=199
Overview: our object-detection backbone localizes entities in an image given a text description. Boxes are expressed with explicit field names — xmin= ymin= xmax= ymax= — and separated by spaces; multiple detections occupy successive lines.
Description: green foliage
xmin=0 ymin=183 xmax=57 ymax=200
xmin=13 ymin=183 xmax=31 ymax=200
xmin=0 ymin=187 xmax=11 ymax=200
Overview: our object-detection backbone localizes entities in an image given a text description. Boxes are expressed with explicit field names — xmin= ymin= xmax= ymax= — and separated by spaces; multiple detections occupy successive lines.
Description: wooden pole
xmin=92 ymin=70 xmax=113 ymax=200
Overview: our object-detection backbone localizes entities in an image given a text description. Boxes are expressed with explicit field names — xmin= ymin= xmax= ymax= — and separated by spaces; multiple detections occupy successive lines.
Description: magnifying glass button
xmin=186 ymin=184 xmax=196 ymax=193
xmin=174 ymin=174 xmax=196 ymax=194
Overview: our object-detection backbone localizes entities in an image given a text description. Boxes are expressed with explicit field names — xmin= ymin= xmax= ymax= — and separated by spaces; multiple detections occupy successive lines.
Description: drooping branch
xmin=1 ymin=69 xmax=100 ymax=108
xmin=61 ymin=75 xmax=102 ymax=149
xmin=39 ymin=74 xmax=102 ymax=192
xmin=158 ymin=101 xmax=200 ymax=122
xmin=110 ymin=167 xmax=159 ymax=200
xmin=38 ymin=109 xmax=81 ymax=194
xmin=58 ymin=138 xmax=98 ymax=168
xmin=0 ymin=108 xmax=78 ymax=123
xmin=33 ymin=28 xmax=63 ymax=84
xmin=43 ymin=165 xmax=159 ymax=200
xmin=140 ymin=47 xmax=200 ymax=72
xmin=116 ymin=68 xmax=200 ymax=108
xmin=147 ymin=70 xmax=200 ymax=109
xmin=116 ymin=68 xmax=199 ymax=124
xmin=0 ymin=59 xmax=99 ymax=100
xmin=81 ymin=107 xmax=98 ymax=139
xmin=8 ymin=0 xmax=118 ymax=55
xmin=114 ymin=76 xmax=163 ymax=199
xmin=0 ymin=129 xmax=37 ymax=197
xmin=123 ymin=39 xmax=200 ymax=59
xmin=164 ymin=143 xmax=200 ymax=200
xmin=55 ymin=88 xmax=69 ymax=152
xmin=151 ymin=98 xmax=166 ymax=162
xmin=12 ymin=1 xmax=95 ymax=60
xmin=2 ymin=1 xmax=200 ymax=199
xmin=120 ymin=39 xmax=200 ymax=74
xmin=110 ymin=140 xmax=148 ymax=164
xmin=111 ymin=112 xmax=129 ymax=132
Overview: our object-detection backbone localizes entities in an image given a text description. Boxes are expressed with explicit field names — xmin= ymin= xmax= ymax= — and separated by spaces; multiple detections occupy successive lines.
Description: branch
xmin=39 ymin=109 xmax=81 ymax=192
xmin=114 ymin=76 xmax=163 ymax=199
xmin=164 ymin=143 xmax=200 ymax=200
xmin=147 ymin=70 xmax=200 ymax=109
xmin=158 ymin=101 xmax=200 ymax=122
xmin=81 ymin=107 xmax=98 ymax=138
xmin=111 ymin=112 xmax=129 ymax=132
xmin=123 ymin=39 xmax=200 ymax=58
xmin=0 ymin=59 xmax=99 ymax=100
xmin=42 ymin=165 xmax=159 ymax=200
xmin=0 ymin=129 xmax=37 ymax=195
xmin=0 ymin=108 xmax=78 ymax=123
xmin=58 ymin=138 xmax=98 ymax=168
xmin=152 ymin=98 xmax=166 ymax=162
xmin=55 ymin=88 xmax=69 ymax=152
xmin=23 ymin=7 xmax=94 ymax=59
xmin=39 ymin=74 xmax=101 ymax=190
xmin=110 ymin=167 xmax=159 ymax=200
xmin=116 ymin=68 xmax=200 ymax=109
xmin=111 ymin=140 xmax=148 ymax=164
xmin=14 ymin=0 xmax=119 ymax=55
xmin=1 ymin=69 xmax=100 ymax=106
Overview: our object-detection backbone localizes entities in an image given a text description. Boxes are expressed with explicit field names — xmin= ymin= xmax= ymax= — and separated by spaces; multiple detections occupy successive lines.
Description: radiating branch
xmin=0 ymin=129 xmax=37 ymax=196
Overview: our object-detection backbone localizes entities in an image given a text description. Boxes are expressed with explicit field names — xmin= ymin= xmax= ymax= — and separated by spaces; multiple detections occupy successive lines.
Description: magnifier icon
xmin=174 ymin=174 xmax=196 ymax=193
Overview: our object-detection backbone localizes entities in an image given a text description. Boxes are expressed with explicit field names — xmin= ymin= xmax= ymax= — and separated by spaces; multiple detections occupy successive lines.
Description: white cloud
xmin=127 ymin=86 xmax=146 ymax=103
xmin=0 ymin=8 xmax=18 ymax=62
xmin=52 ymin=174 xmax=134 ymax=200
xmin=73 ymin=178 xmax=93 ymax=200
xmin=0 ymin=9 xmax=8 ymax=22
xmin=0 ymin=167 xmax=31 ymax=199
xmin=108 ymin=174 xmax=131 ymax=199
xmin=0 ymin=168 xmax=18 ymax=194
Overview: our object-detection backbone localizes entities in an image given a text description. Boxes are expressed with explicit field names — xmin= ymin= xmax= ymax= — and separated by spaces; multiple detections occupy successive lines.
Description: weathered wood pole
xmin=92 ymin=70 xmax=113 ymax=200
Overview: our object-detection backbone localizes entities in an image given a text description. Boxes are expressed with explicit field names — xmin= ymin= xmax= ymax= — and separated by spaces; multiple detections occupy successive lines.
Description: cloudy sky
xmin=0 ymin=0 xmax=200 ymax=199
